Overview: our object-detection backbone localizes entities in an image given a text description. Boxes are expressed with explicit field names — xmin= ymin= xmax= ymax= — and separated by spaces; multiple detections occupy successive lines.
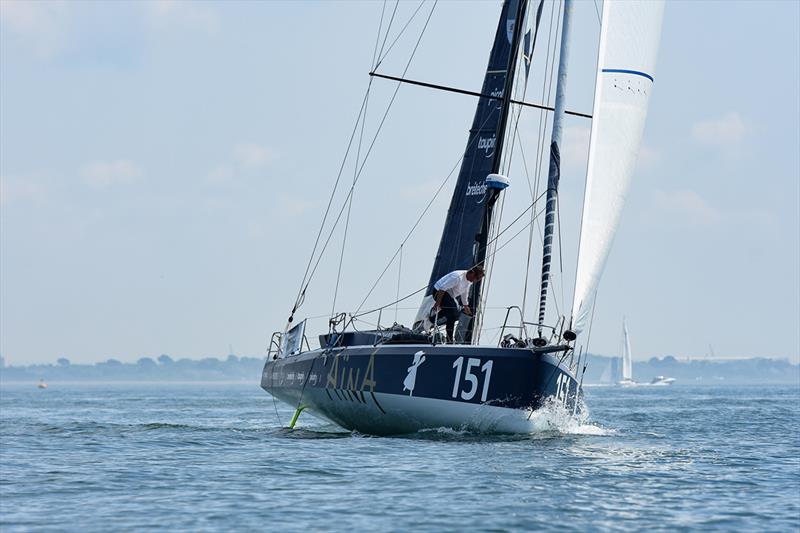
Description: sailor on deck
xmin=432 ymin=266 xmax=485 ymax=343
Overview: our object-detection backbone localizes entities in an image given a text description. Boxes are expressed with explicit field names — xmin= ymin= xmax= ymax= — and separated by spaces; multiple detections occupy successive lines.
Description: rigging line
xmin=353 ymin=151 xmax=460 ymax=315
xmin=503 ymin=0 xmax=546 ymax=175
xmin=500 ymin=46 xmax=527 ymax=174
xmin=371 ymin=0 xmax=388 ymax=70
xmin=355 ymin=189 xmax=546 ymax=320
xmin=484 ymin=46 xmax=533 ymax=339
xmin=395 ymin=244 xmax=403 ymax=323
xmin=333 ymin=41 xmax=377 ymax=316
xmin=592 ymin=0 xmax=601 ymax=25
xmin=532 ymin=0 xmax=560 ymax=194
xmin=330 ymin=188 xmax=354 ymax=315
xmin=375 ymin=0 xmax=400 ymax=68
xmin=269 ymin=363 xmax=282 ymax=427
xmin=290 ymin=84 xmax=372 ymax=319
xmin=376 ymin=0 xmax=427 ymax=68
xmin=499 ymin=55 xmax=528 ymax=177
xmin=293 ymin=0 xmax=396 ymax=316
xmin=353 ymin=190 xmax=548 ymax=322
xmin=507 ymin=0 xmax=547 ymax=173
xmin=331 ymin=86 xmax=371 ymax=316
xmin=353 ymin=47 xmax=509 ymax=315
xmin=480 ymin=37 xmax=531 ymax=340
xmin=518 ymin=132 xmax=537 ymax=317
xmin=556 ymin=191 xmax=565 ymax=322
xmin=368 ymin=73 xmax=591 ymax=119
xmin=353 ymin=285 xmax=428 ymax=318
xmin=355 ymin=3 xmax=556 ymax=318
xmin=476 ymin=191 xmax=506 ymax=343
xmin=521 ymin=0 xmax=559 ymax=318
xmin=528 ymin=0 xmax=561 ymax=322
xmin=487 ymin=187 xmax=548 ymax=249
xmin=354 ymin=106 xmax=508 ymax=315
xmin=516 ymin=126 xmax=535 ymax=199
xmin=290 ymin=0 xmax=401 ymax=316
xmin=301 ymin=1 xmax=439 ymax=304
xmin=489 ymin=203 xmax=545 ymax=261
xmin=523 ymin=0 xmax=559 ymax=320
xmin=569 ymin=0 xmax=603 ymax=324
xmin=550 ymin=272 xmax=561 ymax=329
xmin=581 ymin=291 xmax=598 ymax=378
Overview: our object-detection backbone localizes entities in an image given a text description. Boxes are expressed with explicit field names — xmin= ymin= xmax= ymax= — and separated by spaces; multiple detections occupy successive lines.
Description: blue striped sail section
xmin=601 ymin=68 xmax=654 ymax=82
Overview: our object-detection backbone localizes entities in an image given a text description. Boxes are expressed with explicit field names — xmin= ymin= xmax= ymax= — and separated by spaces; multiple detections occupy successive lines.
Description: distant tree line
xmin=583 ymin=354 xmax=799 ymax=385
xmin=0 ymin=354 xmax=266 ymax=382
xmin=0 ymin=354 xmax=797 ymax=384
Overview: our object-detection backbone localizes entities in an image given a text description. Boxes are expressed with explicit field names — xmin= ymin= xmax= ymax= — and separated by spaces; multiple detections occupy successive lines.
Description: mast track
xmin=369 ymin=71 xmax=592 ymax=119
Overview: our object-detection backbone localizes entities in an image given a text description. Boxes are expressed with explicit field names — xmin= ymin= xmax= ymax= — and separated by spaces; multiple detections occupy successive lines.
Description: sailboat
xmin=261 ymin=0 xmax=664 ymax=435
xmin=650 ymin=375 xmax=675 ymax=386
xmin=618 ymin=319 xmax=635 ymax=386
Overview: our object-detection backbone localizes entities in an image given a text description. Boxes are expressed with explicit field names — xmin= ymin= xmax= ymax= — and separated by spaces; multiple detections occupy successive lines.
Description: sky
xmin=1 ymin=0 xmax=798 ymax=365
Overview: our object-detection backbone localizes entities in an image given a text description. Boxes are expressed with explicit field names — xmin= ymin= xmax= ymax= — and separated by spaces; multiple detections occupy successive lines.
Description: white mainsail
xmin=622 ymin=319 xmax=633 ymax=381
xmin=570 ymin=0 xmax=665 ymax=334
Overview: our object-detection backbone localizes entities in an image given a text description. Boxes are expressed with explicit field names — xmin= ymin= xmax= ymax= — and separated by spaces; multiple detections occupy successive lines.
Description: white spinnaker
xmin=622 ymin=319 xmax=632 ymax=381
xmin=571 ymin=1 xmax=665 ymax=335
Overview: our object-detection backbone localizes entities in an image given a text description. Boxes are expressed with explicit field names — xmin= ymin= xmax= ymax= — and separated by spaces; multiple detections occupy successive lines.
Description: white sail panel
xmin=571 ymin=0 xmax=665 ymax=334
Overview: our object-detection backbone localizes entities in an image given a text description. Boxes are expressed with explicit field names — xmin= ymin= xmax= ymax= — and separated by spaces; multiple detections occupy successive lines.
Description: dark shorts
xmin=430 ymin=288 xmax=460 ymax=325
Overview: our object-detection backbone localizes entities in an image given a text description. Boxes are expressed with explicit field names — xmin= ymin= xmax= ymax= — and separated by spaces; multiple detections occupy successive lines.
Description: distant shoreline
xmin=0 ymin=380 xmax=260 ymax=386
xmin=1 ymin=354 xmax=798 ymax=386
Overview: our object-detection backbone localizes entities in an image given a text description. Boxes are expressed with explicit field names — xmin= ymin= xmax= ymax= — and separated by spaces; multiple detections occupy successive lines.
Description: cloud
xmin=144 ymin=0 xmax=218 ymax=35
xmin=275 ymin=194 xmax=315 ymax=218
xmin=0 ymin=0 xmax=70 ymax=58
xmin=399 ymin=179 xmax=446 ymax=201
xmin=636 ymin=144 xmax=661 ymax=169
xmin=561 ymin=125 xmax=591 ymax=170
xmin=206 ymin=165 xmax=234 ymax=185
xmin=233 ymin=143 xmax=276 ymax=168
xmin=0 ymin=177 xmax=46 ymax=205
xmin=654 ymin=189 xmax=721 ymax=225
xmin=205 ymin=144 xmax=276 ymax=186
xmin=81 ymin=160 xmax=141 ymax=188
xmin=691 ymin=112 xmax=746 ymax=146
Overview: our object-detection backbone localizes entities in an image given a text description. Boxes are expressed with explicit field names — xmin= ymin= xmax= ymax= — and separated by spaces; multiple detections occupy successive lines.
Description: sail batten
xmin=570 ymin=0 xmax=665 ymax=336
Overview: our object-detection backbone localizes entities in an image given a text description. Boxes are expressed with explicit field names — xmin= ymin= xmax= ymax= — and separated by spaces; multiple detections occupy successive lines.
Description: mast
xmin=466 ymin=0 xmax=528 ymax=343
xmin=534 ymin=0 xmax=573 ymax=343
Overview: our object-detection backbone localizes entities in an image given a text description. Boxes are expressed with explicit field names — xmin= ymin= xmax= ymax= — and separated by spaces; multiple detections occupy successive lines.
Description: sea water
xmin=1 ymin=382 xmax=798 ymax=531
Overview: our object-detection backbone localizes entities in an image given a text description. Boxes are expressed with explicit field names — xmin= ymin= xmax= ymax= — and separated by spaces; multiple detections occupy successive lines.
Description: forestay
xmin=571 ymin=0 xmax=665 ymax=335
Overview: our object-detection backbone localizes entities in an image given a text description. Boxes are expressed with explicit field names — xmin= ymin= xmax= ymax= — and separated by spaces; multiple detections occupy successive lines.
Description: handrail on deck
xmin=267 ymin=331 xmax=282 ymax=360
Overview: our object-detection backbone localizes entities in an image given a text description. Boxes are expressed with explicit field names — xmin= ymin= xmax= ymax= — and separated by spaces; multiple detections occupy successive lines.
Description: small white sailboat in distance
xmin=37 ymin=378 xmax=48 ymax=389
xmin=617 ymin=319 xmax=675 ymax=386
xmin=618 ymin=319 xmax=636 ymax=386
xmin=650 ymin=375 xmax=675 ymax=385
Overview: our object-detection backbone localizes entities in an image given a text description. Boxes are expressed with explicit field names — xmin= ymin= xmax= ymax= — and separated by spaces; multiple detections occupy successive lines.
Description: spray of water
xmin=525 ymin=397 xmax=614 ymax=436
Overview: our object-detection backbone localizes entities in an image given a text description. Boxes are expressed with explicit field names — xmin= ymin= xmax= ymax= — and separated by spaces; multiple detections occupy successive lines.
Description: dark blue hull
xmin=261 ymin=344 xmax=582 ymax=435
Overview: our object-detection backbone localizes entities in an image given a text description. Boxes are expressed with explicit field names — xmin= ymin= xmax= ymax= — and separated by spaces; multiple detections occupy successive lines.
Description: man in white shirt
xmin=431 ymin=266 xmax=485 ymax=343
